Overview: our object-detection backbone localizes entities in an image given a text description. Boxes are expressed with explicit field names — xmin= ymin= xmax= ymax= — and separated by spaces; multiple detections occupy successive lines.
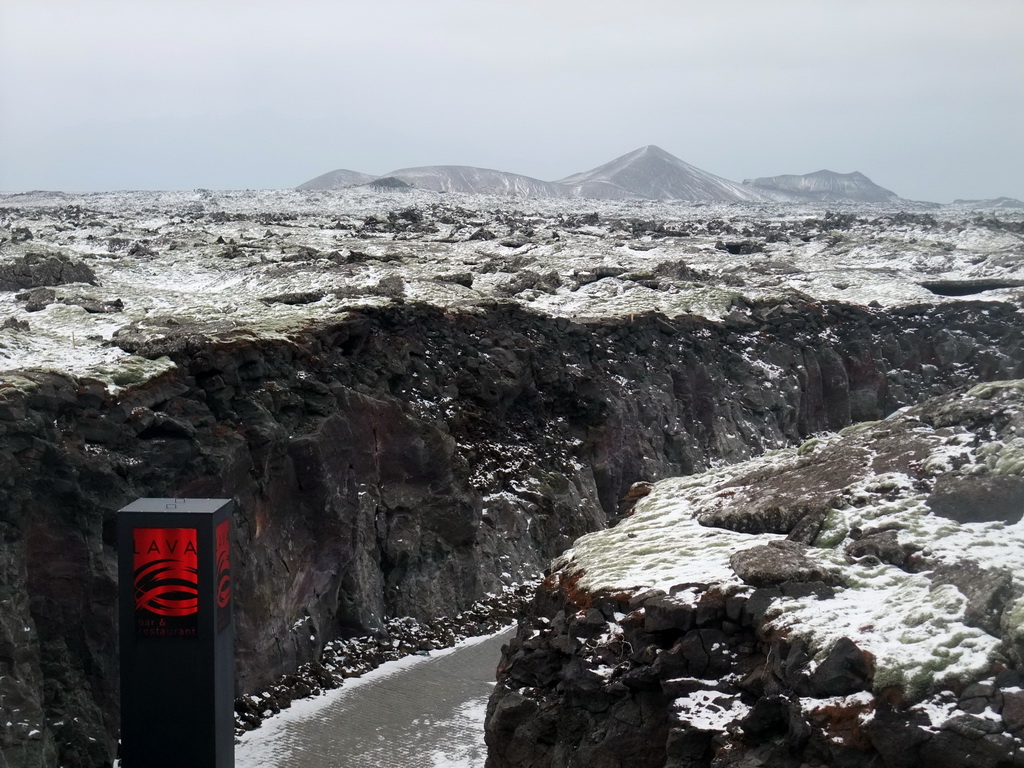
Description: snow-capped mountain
xmin=378 ymin=165 xmax=569 ymax=197
xmin=296 ymin=169 xmax=378 ymax=191
xmin=743 ymin=169 xmax=898 ymax=203
xmin=556 ymin=145 xmax=771 ymax=202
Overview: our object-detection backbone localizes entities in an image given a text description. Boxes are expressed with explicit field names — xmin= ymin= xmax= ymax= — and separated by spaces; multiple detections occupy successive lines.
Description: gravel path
xmin=236 ymin=628 xmax=513 ymax=768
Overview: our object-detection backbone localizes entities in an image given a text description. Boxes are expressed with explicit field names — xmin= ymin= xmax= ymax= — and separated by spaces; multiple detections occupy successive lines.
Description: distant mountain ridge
xmin=743 ymin=169 xmax=898 ymax=203
xmin=297 ymin=169 xmax=377 ymax=190
xmin=296 ymin=145 xmax=901 ymax=203
xmin=951 ymin=196 xmax=1024 ymax=209
xmin=378 ymin=165 xmax=567 ymax=197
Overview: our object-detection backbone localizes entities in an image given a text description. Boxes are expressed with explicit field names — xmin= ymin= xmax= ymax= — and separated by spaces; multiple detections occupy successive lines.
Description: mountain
xmin=294 ymin=147 xmax=908 ymax=204
xmin=557 ymin=145 xmax=770 ymax=202
xmin=951 ymin=196 xmax=1024 ymax=209
xmin=378 ymin=165 xmax=569 ymax=197
xmin=296 ymin=169 xmax=378 ymax=191
xmin=743 ymin=169 xmax=898 ymax=203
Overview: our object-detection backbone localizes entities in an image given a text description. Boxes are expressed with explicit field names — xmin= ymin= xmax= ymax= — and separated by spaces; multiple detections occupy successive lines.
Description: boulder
xmin=14 ymin=287 xmax=56 ymax=311
xmin=0 ymin=253 xmax=97 ymax=291
xmin=929 ymin=561 xmax=1013 ymax=635
xmin=808 ymin=637 xmax=872 ymax=696
xmin=845 ymin=527 xmax=913 ymax=568
xmin=926 ymin=474 xmax=1024 ymax=524
xmin=730 ymin=540 xmax=843 ymax=587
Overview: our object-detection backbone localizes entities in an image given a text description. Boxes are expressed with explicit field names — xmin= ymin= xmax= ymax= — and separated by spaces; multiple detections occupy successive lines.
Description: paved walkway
xmin=236 ymin=628 xmax=513 ymax=768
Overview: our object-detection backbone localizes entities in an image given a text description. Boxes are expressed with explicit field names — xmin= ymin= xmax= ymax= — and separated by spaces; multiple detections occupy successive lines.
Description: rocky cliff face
xmin=2 ymin=295 xmax=1024 ymax=766
xmin=485 ymin=380 xmax=1024 ymax=768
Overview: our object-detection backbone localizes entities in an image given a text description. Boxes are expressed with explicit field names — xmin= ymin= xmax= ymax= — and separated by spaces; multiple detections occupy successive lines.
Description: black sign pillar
xmin=118 ymin=498 xmax=234 ymax=768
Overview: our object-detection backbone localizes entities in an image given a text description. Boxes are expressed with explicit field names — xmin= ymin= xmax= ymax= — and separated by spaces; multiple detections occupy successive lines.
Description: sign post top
xmin=117 ymin=496 xmax=235 ymax=766
xmin=119 ymin=498 xmax=232 ymax=515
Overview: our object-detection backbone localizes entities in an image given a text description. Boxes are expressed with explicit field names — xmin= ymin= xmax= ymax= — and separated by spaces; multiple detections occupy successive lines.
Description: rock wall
xmin=486 ymin=576 xmax=1024 ymax=768
xmin=485 ymin=380 xmax=1024 ymax=767
xmin=1 ymin=297 xmax=1023 ymax=766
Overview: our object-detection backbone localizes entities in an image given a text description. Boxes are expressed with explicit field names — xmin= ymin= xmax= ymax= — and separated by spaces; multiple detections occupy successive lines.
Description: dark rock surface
xmin=1 ymin=298 xmax=1024 ymax=766
xmin=920 ymin=278 xmax=1024 ymax=296
xmin=486 ymin=578 xmax=878 ymax=767
xmin=1 ymin=316 xmax=30 ymax=331
xmin=488 ymin=577 xmax=1024 ymax=768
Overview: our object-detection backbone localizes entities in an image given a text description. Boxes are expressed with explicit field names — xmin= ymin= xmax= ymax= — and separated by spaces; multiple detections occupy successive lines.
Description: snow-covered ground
xmin=1 ymin=189 xmax=1022 ymax=388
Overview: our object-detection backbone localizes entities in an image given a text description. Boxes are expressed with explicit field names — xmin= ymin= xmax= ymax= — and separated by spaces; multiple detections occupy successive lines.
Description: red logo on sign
xmin=216 ymin=519 xmax=231 ymax=609
xmin=133 ymin=528 xmax=199 ymax=618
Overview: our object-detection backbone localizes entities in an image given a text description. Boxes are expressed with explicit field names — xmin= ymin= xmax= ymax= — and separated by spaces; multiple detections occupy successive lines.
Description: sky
xmin=1 ymin=0 xmax=1022 ymax=202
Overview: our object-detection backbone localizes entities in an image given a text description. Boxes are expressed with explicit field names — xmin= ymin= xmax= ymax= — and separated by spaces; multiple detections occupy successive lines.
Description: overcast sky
xmin=1 ymin=0 xmax=1022 ymax=202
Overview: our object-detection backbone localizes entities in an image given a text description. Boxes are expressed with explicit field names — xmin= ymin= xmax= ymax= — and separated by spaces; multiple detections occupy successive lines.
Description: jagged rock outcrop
xmin=486 ymin=380 xmax=1024 ymax=768
xmin=0 ymin=252 xmax=97 ymax=291
xmin=361 ymin=176 xmax=414 ymax=191
xmin=2 ymin=296 xmax=1024 ymax=766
